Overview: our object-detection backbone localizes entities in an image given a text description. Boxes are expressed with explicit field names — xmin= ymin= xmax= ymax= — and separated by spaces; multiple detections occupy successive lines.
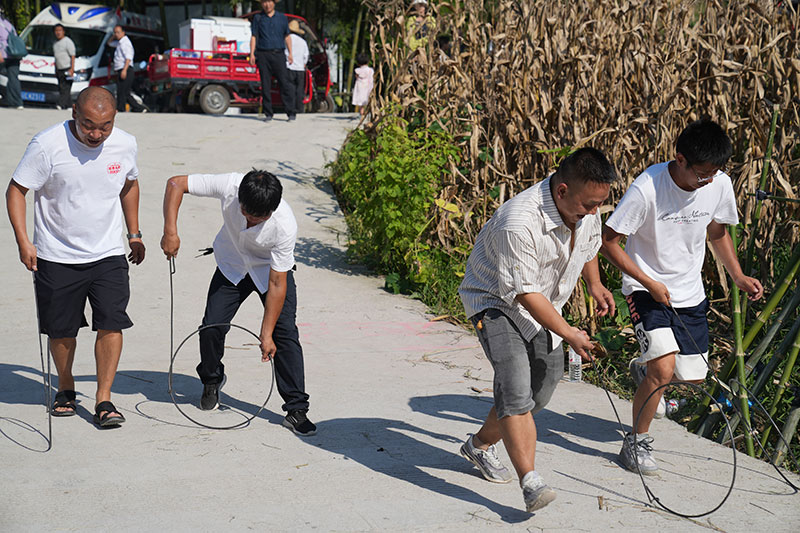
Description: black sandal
xmin=51 ymin=390 xmax=77 ymax=417
xmin=93 ymin=401 xmax=125 ymax=427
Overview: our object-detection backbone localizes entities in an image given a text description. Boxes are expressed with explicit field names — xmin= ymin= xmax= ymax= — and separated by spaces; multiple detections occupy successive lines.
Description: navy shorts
xmin=625 ymin=291 xmax=709 ymax=381
xmin=34 ymin=255 xmax=133 ymax=338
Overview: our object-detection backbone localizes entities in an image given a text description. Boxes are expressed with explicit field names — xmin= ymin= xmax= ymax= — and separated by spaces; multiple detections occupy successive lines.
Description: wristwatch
xmin=127 ymin=232 xmax=142 ymax=239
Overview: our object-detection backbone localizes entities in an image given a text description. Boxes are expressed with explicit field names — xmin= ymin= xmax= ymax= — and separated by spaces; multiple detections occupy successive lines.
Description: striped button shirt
xmin=459 ymin=177 xmax=602 ymax=341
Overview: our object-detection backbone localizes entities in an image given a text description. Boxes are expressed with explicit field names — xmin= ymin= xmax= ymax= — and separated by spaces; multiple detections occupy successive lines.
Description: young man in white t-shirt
xmin=160 ymin=170 xmax=315 ymax=436
xmin=107 ymin=25 xmax=143 ymax=112
xmin=285 ymin=20 xmax=309 ymax=116
xmin=6 ymin=87 xmax=145 ymax=428
xmin=601 ymin=119 xmax=763 ymax=475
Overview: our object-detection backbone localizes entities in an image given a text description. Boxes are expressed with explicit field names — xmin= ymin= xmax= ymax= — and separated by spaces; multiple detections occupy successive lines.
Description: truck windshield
xmin=22 ymin=25 xmax=106 ymax=57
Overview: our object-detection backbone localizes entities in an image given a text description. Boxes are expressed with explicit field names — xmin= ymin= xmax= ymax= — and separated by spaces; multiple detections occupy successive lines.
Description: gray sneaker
xmin=629 ymin=358 xmax=666 ymax=418
xmin=619 ymin=433 xmax=659 ymax=475
xmin=521 ymin=472 xmax=557 ymax=512
xmin=459 ymin=434 xmax=513 ymax=483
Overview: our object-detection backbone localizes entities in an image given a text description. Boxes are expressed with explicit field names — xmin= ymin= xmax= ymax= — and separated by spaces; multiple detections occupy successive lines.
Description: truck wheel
xmin=316 ymin=93 xmax=336 ymax=113
xmin=199 ymin=84 xmax=230 ymax=115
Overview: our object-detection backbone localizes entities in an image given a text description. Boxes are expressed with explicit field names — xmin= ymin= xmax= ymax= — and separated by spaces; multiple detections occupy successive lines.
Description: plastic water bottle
xmin=568 ymin=347 xmax=582 ymax=382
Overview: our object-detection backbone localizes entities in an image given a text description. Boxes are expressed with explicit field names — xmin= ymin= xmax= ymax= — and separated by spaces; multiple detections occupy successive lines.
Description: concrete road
xmin=0 ymin=108 xmax=798 ymax=532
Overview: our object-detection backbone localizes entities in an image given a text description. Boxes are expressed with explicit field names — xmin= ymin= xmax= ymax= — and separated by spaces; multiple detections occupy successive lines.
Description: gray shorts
xmin=472 ymin=308 xmax=563 ymax=419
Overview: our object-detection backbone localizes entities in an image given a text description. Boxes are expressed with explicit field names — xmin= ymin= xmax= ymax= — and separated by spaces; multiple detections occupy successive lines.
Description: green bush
xmin=329 ymin=107 xmax=462 ymax=310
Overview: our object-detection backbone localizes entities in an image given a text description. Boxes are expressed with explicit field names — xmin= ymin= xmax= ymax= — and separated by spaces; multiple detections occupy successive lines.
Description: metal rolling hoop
xmin=633 ymin=381 xmax=737 ymax=518
xmin=590 ymin=301 xmax=800 ymax=519
xmin=591 ymin=358 xmax=736 ymax=518
xmin=168 ymin=259 xmax=275 ymax=430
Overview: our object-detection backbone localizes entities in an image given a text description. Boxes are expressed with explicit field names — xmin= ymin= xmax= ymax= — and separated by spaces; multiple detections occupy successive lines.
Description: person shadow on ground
xmin=311 ymin=416 xmax=531 ymax=523
xmin=408 ymin=392 xmax=626 ymax=462
xmin=0 ymin=362 xmax=285 ymax=433
xmin=1 ymin=362 xmax=528 ymax=522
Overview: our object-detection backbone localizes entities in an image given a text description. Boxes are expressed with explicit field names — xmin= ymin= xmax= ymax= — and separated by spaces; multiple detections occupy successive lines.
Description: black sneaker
xmin=200 ymin=375 xmax=225 ymax=410
xmin=282 ymin=409 xmax=317 ymax=436
xmin=287 ymin=115 xmax=296 ymax=121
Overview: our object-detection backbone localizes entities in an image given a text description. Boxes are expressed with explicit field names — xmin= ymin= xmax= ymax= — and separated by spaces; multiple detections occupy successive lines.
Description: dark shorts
xmin=34 ymin=255 xmax=133 ymax=338
xmin=625 ymin=291 xmax=709 ymax=380
xmin=471 ymin=308 xmax=563 ymax=419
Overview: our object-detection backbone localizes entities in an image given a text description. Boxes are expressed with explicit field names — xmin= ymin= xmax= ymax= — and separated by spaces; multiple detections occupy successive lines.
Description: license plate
xmin=21 ymin=91 xmax=46 ymax=102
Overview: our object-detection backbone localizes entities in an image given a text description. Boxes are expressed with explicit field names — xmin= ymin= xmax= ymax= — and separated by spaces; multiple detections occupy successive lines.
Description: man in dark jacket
xmin=248 ymin=0 xmax=295 ymax=122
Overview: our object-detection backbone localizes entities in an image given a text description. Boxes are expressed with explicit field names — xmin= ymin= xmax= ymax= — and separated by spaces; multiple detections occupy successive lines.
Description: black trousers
xmin=255 ymin=49 xmax=294 ymax=118
xmin=55 ymin=68 xmax=73 ymax=108
xmin=115 ymin=69 xmax=133 ymax=111
xmin=198 ymin=268 xmax=309 ymax=412
xmin=115 ymin=69 xmax=143 ymax=112
xmin=287 ymin=69 xmax=305 ymax=114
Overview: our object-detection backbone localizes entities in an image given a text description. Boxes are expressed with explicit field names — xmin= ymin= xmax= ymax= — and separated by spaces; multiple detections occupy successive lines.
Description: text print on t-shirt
xmin=659 ymin=210 xmax=710 ymax=225
xmin=107 ymin=162 xmax=122 ymax=174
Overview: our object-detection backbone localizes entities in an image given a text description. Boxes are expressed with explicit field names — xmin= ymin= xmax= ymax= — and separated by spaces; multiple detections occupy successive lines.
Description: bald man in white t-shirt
xmin=6 ymin=87 xmax=145 ymax=428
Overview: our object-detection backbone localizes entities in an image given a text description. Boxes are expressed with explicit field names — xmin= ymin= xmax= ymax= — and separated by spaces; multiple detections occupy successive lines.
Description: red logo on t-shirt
xmin=107 ymin=163 xmax=122 ymax=175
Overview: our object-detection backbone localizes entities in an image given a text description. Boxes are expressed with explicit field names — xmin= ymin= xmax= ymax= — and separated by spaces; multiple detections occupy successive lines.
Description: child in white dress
xmin=351 ymin=53 xmax=374 ymax=115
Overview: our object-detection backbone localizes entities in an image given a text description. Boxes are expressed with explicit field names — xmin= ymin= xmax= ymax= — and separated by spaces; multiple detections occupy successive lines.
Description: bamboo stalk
xmin=751 ymin=313 xmax=800 ymax=401
xmin=711 ymin=247 xmax=800 ymax=388
xmin=759 ymin=320 xmax=800 ymax=450
xmin=701 ymin=251 xmax=800 ymax=419
xmin=772 ymin=405 xmax=800 ymax=467
xmin=741 ymin=105 xmax=780 ymax=320
xmin=731 ymin=225 xmax=755 ymax=456
xmin=743 ymin=250 xmax=800 ymax=350
xmin=691 ymin=252 xmax=800 ymax=435
xmin=722 ymin=312 xmax=800 ymax=446
xmin=746 ymin=286 xmax=800 ymax=377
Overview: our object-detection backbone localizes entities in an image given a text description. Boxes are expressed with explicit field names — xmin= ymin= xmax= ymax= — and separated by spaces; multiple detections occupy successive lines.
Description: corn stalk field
xmin=366 ymin=0 xmax=798 ymax=268
xmin=331 ymin=0 xmax=800 ymax=468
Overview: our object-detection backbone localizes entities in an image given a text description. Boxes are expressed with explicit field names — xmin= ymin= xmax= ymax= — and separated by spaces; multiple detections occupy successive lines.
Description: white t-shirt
xmin=285 ymin=34 xmax=309 ymax=72
xmin=605 ymin=162 xmax=739 ymax=307
xmin=11 ymin=121 xmax=139 ymax=263
xmin=110 ymin=35 xmax=134 ymax=71
xmin=52 ymin=36 xmax=76 ymax=70
xmin=188 ymin=173 xmax=297 ymax=294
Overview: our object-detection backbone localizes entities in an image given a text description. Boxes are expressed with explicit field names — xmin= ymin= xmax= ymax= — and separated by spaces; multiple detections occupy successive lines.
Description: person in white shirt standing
xmin=458 ymin=148 xmax=617 ymax=513
xmin=5 ymin=87 xmax=145 ymax=428
xmin=601 ymin=119 xmax=763 ymax=476
xmin=160 ymin=170 xmax=316 ymax=436
xmin=285 ymin=19 xmax=309 ymax=116
xmin=52 ymin=24 xmax=76 ymax=109
xmin=107 ymin=25 xmax=142 ymax=112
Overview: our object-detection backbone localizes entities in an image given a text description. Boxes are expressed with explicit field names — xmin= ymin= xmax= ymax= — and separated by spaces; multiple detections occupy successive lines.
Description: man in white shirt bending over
xmin=107 ymin=25 xmax=142 ymax=112
xmin=6 ymin=87 xmax=145 ymax=428
xmin=285 ymin=19 xmax=309 ymax=116
xmin=601 ymin=119 xmax=763 ymax=476
xmin=160 ymin=170 xmax=316 ymax=436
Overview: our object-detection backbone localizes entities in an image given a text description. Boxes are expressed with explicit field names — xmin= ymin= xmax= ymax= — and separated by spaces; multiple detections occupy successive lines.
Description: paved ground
xmin=0 ymin=109 xmax=798 ymax=532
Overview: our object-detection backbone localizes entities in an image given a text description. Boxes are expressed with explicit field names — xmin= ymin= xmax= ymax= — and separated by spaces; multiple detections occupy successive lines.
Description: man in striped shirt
xmin=458 ymin=147 xmax=617 ymax=513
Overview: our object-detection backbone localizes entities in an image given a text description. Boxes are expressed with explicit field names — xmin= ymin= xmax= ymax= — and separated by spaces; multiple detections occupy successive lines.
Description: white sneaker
xmin=619 ymin=433 xmax=659 ymax=475
xmin=459 ymin=434 xmax=513 ymax=483
xmin=520 ymin=471 xmax=557 ymax=512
